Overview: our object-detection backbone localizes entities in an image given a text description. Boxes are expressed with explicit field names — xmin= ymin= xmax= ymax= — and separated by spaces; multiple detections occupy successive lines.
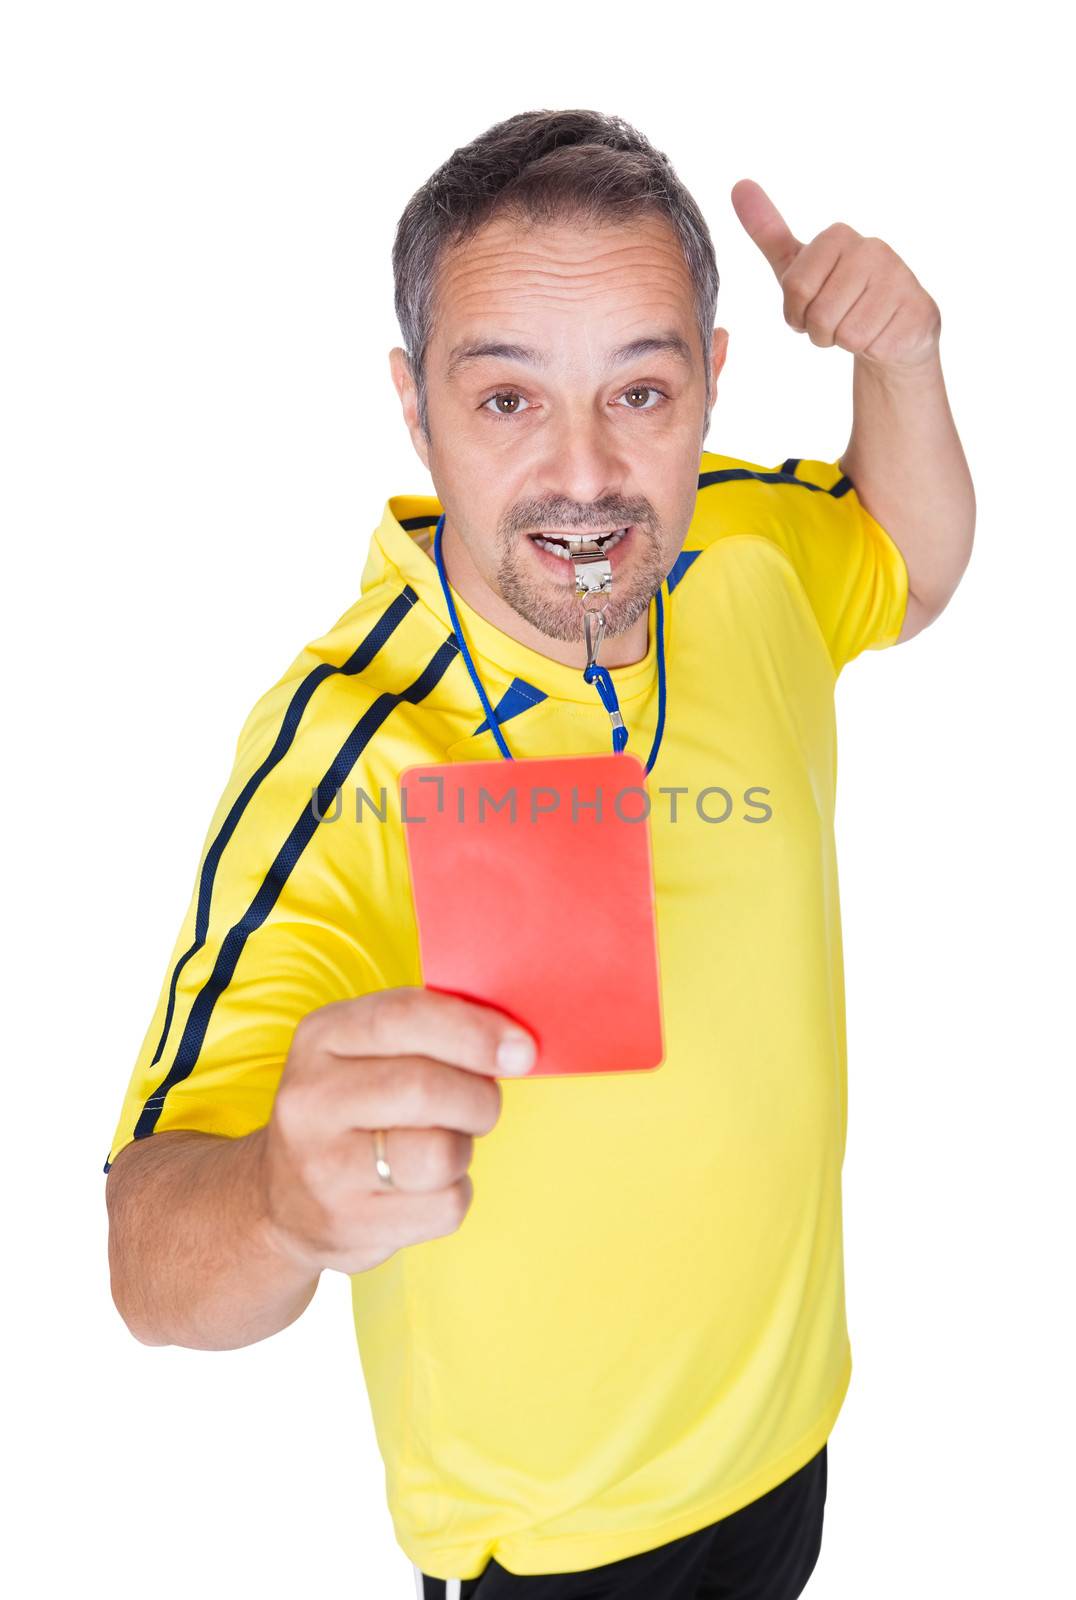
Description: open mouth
xmin=528 ymin=527 xmax=631 ymax=561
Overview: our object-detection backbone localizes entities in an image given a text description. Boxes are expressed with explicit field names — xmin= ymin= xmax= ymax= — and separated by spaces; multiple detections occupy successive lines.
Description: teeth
xmin=532 ymin=528 xmax=628 ymax=560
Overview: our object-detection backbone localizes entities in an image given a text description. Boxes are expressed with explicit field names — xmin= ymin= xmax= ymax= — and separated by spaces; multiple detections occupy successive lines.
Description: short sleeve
xmin=102 ymin=683 xmax=387 ymax=1174
xmin=769 ymin=457 xmax=910 ymax=676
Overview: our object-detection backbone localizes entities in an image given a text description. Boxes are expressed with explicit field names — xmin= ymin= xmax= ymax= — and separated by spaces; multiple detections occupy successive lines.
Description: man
xmin=104 ymin=109 xmax=974 ymax=1599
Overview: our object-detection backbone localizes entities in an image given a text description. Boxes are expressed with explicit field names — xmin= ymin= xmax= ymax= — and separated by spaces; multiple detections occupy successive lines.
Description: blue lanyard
xmin=433 ymin=512 xmax=667 ymax=776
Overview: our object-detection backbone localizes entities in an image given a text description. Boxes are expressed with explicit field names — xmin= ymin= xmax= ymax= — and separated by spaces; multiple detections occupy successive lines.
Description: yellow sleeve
xmin=103 ymin=679 xmax=386 ymax=1174
xmin=770 ymin=457 xmax=911 ymax=676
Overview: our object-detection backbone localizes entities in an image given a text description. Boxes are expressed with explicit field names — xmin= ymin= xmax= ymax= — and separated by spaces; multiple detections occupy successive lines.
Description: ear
xmin=388 ymin=347 xmax=431 ymax=471
xmin=701 ymin=328 xmax=728 ymax=445
xmin=710 ymin=327 xmax=729 ymax=390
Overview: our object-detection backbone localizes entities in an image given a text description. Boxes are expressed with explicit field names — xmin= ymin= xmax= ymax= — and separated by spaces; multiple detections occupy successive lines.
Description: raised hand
xmin=730 ymin=178 xmax=940 ymax=370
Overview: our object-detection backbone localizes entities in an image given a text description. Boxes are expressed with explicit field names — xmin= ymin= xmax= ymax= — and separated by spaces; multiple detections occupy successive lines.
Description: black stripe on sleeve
xmin=697 ymin=464 xmax=853 ymax=498
xmin=104 ymin=631 xmax=459 ymax=1170
xmin=144 ymin=586 xmax=419 ymax=1084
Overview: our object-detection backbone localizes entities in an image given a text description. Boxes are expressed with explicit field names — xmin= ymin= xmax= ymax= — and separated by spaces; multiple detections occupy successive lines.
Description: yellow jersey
xmin=104 ymin=448 xmax=909 ymax=1580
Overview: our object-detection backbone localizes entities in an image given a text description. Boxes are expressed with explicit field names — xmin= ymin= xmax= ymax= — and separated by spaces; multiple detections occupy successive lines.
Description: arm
xmin=105 ymin=991 xmax=533 ymax=1352
xmin=840 ymin=350 xmax=975 ymax=643
xmin=101 ymin=647 xmax=527 ymax=1351
xmin=731 ymin=178 xmax=976 ymax=642
xmin=105 ymin=1126 xmax=320 ymax=1350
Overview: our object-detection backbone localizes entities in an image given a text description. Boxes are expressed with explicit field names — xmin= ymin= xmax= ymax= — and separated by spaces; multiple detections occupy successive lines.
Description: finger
xmin=322 ymin=1176 xmax=475 ymax=1270
xmin=313 ymin=1051 xmax=505 ymax=1137
xmin=730 ymin=178 xmax=804 ymax=280
xmin=796 ymin=252 xmax=873 ymax=346
xmin=366 ymin=1126 xmax=474 ymax=1194
xmin=857 ymin=299 xmax=916 ymax=364
xmin=779 ymin=231 xmax=849 ymax=332
xmin=317 ymin=1125 xmax=475 ymax=1196
xmin=307 ymin=986 xmax=537 ymax=1078
xmin=783 ymin=222 xmax=872 ymax=333
xmin=831 ymin=281 xmax=896 ymax=352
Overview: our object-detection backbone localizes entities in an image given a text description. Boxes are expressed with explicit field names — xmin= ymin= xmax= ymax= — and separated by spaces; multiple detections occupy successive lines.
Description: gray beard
xmin=494 ymin=535 xmax=667 ymax=647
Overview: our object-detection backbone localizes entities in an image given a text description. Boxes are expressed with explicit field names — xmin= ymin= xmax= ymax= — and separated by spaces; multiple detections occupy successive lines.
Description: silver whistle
xmin=571 ymin=538 xmax=613 ymax=604
xmin=570 ymin=538 xmax=613 ymax=672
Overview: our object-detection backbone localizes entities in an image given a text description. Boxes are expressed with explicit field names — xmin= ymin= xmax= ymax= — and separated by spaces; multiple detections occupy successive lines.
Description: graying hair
xmin=392 ymin=109 xmax=720 ymax=442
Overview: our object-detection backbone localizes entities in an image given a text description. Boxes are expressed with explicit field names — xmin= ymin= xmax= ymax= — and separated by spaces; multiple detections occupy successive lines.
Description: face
xmin=390 ymin=210 xmax=728 ymax=662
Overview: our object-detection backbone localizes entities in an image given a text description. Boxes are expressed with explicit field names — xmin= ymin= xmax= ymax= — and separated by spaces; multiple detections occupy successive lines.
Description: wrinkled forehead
xmin=428 ymin=211 xmax=698 ymax=370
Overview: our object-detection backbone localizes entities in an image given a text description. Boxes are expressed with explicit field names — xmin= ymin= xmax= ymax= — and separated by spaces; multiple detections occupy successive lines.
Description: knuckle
xmin=291 ymin=997 xmax=351 ymax=1056
xmin=272 ymin=1076 xmax=315 ymax=1137
xmin=446 ymin=1175 xmax=473 ymax=1230
xmin=290 ymin=1008 xmax=323 ymax=1056
xmin=428 ymin=1178 xmax=471 ymax=1238
xmin=365 ymin=985 xmax=415 ymax=1048
xmin=392 ymin=1058 xmax=436 ymax=1121
xmin=420 ymin=1128 xmax=472 ymax=1188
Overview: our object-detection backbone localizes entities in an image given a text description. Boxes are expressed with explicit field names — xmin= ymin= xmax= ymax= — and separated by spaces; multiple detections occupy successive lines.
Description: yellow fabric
xmin=104 ymin=449 xmax=909 ymax=1580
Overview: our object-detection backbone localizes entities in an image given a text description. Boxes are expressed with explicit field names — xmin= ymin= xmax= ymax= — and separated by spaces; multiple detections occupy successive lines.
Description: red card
xmin=400 ymin=752 xmax=665 ymax=1077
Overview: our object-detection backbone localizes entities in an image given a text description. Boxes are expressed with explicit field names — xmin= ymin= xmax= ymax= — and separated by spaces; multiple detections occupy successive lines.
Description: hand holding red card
xmin=400 ymin=752 xmax=665 ymax=1078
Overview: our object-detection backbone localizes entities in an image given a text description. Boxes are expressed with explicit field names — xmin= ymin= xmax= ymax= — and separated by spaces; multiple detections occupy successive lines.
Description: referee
xmin=104 ymin=109 xmax=974 ymax=1598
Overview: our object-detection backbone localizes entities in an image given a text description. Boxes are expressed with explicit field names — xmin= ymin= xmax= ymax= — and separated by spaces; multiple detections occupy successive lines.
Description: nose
xmin=533 ymin=404 xmax=626 ymax=514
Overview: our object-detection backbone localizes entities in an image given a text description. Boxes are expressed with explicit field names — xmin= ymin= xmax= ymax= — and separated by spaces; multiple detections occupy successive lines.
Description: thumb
xmin=731 ymin=179 xmax=803 ymax=280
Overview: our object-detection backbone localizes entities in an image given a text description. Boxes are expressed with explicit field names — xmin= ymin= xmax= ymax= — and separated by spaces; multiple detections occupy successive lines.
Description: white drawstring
xmin=411 ymin=1565 xmax=462 ymax=1599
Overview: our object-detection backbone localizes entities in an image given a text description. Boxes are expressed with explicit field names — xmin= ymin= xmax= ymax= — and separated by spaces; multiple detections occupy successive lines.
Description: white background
xmin=3 ymin=3 xmax=1072 ymax=1595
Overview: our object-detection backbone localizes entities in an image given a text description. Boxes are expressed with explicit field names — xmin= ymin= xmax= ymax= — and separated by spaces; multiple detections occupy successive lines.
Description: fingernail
xmin=497 ymin=1035 xmax=536 ymax=1074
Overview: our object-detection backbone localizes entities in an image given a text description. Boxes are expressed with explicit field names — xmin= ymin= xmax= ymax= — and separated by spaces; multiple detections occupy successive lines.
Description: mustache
xmin=503 ymin=513 xmax=654 ymax=538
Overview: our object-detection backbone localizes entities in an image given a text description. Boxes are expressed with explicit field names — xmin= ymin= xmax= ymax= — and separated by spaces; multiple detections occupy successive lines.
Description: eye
xmin=481 ymin=390 xmax=531 ymax=417
xmin=479 ymin=382 xmax=670 ymax=419
xmin=615 ymin=383 xmax=668 ymax=411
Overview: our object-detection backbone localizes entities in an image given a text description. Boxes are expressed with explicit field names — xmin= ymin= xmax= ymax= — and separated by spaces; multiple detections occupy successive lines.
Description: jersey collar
xmin=370 ymin=491 xmax=662 ymax=707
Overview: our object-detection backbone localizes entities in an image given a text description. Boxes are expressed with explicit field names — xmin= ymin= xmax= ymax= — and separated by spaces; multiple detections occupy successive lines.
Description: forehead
xmin=429 ymin=211 xmax=696 ymax=353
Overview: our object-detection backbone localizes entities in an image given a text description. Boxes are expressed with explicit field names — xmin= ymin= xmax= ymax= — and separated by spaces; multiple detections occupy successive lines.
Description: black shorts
xmin=414 ymin=1441 xmax=828 ymax=1600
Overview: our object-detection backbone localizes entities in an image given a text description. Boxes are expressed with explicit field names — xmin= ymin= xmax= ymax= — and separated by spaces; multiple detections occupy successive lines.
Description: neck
xmin=438 ymin=517 xmax=650 ymax=670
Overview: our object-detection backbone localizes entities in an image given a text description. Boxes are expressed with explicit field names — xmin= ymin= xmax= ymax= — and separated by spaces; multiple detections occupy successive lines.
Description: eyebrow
xmin=445 ymin=331 xmax=694 ymax=381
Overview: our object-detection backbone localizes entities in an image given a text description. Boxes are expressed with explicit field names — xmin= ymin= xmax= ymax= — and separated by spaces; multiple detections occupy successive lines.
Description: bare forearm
xmin=728 ymin=182 xmax=975 ymax=619
xmin=841 ymin=349 xmax=976 ymax=613
xmin=106 ymin=1126 xmax=320 ymax=1351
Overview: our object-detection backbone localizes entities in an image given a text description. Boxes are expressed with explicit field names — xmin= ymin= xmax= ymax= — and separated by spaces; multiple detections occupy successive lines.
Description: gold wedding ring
xmin=373 ymin=1127 xmax=395 ymax=1188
